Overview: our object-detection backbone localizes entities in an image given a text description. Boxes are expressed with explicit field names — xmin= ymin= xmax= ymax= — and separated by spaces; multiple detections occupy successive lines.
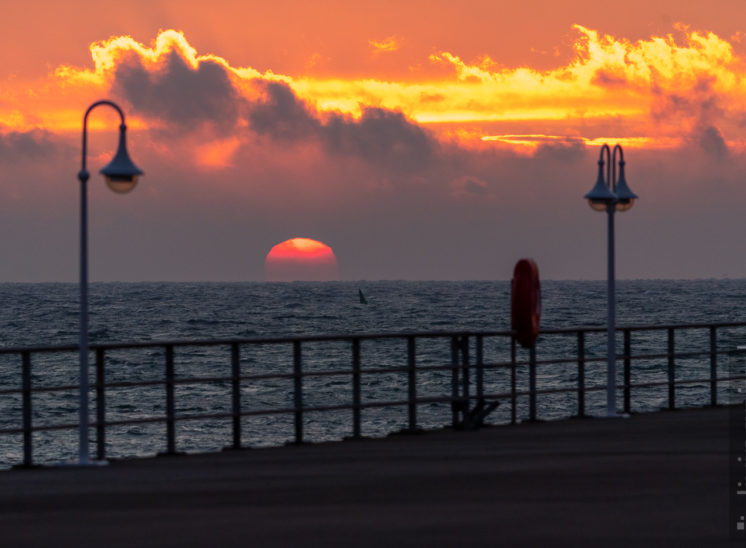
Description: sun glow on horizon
xmin=264 ymin=238 xmax=339 ymax=282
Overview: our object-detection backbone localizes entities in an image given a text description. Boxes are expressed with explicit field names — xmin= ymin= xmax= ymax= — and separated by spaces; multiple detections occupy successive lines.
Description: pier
xmin=0 ymin=405 xmax=740 ymax=546
xmin=0 ymin=322 xmax=744 ymax=544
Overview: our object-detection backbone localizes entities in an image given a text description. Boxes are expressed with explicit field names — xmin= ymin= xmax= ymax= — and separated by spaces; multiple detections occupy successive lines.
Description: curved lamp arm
xmin=79 ymin=100 xmax=142 ymax=192
xmin=79 ymin=100 xmax=126 ymax=181
xmin=585 ymin=143 xmax=615 ymax=210
xmin=600 ymin=143 xmax=611 ymax=191
xmin=611 ymin=144 xmax=636 ymax=211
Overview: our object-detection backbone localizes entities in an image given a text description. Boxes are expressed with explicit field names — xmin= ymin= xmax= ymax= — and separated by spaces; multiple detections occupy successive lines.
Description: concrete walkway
xmin=0 ymin=406 xmax=741 ymax=547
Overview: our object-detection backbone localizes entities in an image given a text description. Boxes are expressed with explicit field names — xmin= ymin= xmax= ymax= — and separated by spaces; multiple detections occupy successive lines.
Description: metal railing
xmin=1 ymin=321 xmax=745 ymax=468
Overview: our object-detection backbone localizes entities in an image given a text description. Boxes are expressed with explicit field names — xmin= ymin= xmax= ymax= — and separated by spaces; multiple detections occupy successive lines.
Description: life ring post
xmin=511 ymin=259 xmax=542 ymax=349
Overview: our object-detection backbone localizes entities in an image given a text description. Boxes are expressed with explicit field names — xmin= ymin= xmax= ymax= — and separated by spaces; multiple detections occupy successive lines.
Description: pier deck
xmin=0 ymin=405 xmax=740 ymax=547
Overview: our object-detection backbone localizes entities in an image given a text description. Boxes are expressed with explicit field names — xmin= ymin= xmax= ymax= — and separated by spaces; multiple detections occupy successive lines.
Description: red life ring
xmin=511 ymin=259 xmax=541 ymax=348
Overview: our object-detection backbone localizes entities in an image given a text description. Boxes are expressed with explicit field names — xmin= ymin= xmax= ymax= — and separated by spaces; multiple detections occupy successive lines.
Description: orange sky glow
xmin=4 ymin=21 xmax=746 ymax=154
xmin=2 ymin=0 xmax=746 ymax=281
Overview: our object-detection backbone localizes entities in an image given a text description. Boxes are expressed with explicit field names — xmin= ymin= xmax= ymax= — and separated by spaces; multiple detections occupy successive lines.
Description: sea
xmin=1 ymin=279 xmax=745 ymax=468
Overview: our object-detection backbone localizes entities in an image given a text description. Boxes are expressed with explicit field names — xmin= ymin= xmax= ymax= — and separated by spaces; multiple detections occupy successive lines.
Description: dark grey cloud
xmin=650 ymin=77 xmax=723 ymax=122
xmin=248 ymin=81 xmax=321 ymax=140
xmin=323 ymin=108 xmax=434 ymax=172
xmin=533 ymin=138 xmax=586 ymax=163
xmin=0 ymin=128 xmax=60 ymax=160
xmin=696 ymin=125 xmax=729 ymax=159
xmin=248 ymin=81 xmax=436 ymax=173
xmin=650 ymin=77 xmax=730 ymax=158
xmin=449 ymin=175 xmax=489 ymax=199
xmin=113 ymin=51 xmax=244 ymax=132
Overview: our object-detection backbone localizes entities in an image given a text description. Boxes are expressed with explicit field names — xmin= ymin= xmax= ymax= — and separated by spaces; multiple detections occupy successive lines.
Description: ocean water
xmin=0 ymin=279 xmax=745 ymax=468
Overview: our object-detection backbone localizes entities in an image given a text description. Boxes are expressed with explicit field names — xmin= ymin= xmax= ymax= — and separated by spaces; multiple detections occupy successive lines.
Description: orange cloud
xmin=4 ymin=24 xmax=746 ymax=157
xmin=54 ymin=30 xmax=267 ymax=87
xmin=423 ymin=25 xmax=743 ymax=126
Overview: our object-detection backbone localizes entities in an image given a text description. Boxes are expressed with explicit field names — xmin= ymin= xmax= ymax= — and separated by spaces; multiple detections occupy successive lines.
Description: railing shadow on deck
xmin=1 ymin=322 xmax=745 ymax=469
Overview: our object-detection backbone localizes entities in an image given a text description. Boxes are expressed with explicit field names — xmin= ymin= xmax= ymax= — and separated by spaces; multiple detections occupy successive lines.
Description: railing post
xmin=407 ymin=336 xmax=417 ymax=432
xmin=476 ymin=335 xmax=484 ymax=407
xmin=529 ymin=343 xmax=537 ymax=422
xmin=667 ymin=328 xmax=675 ymax=410
xmin=709 ymin=326 xmax=717 ymax=406
xmin=451 ymin=336 xmax=459 ymax=428
xmin=95 ymin=348 xmax=106 ymax=461
xmin=165 ymin=344 xmax=176 ymax=455
xmin=623 ymin=329 xmax=631 ymax=414
xmin=577 ymin=332 xmax=585 ymax=418
xmin=230 ymin=343 xmax=241 ymax=450
xmin=510 ymin=335 xmax=517 ymax=425
xmin=293 ymin=341 xmax=303 ymax=444
xmin=352 ymin=338 xmax=361 ymax=438
xmin=21 ymin=351 xmax=32 ymax=467
xmin=461 ymin=335 xmax=471 ymax=430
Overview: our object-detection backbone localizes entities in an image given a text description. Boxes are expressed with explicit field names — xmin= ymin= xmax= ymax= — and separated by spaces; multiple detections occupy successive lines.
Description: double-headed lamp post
xmin=77 ymin=100 xmax=143 ymax=465
xmin=584 ymin=144 xmax=637 ymax=418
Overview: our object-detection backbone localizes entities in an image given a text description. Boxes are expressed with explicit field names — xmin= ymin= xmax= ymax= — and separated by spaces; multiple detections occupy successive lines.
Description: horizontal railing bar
xmin=475 ymin=361 xmax=516 ymax=370
xmin=626 ymin=374 xmax=746 ymax=391
xmin=538 ymin=321 xmax=746 ymax=334
xmin=0 ymin=331 xmax=508 ymax=354
xmin=169 ymin=376 xmax=232 ymax=386
xmin=610 ymin=351 xmax=718 ymax=361
xmin=357 ymin=396 xmax=466 ymax=410
xmin=6 ymin=370 xmax=744 ymax=437
xmin=0 ymin=320 xmax=744 ymax=355
xmin=709 ymin=374 xmax=746 ymax=383
xmin=362 ymin=365 xmax=427 ymax=375
xmin=148 ymin=411 xmax=236 ymax=423
xmin=0 ymin=415 xmax=168 ymax=434
xmin=0 ymin=393 xmax=477 ymax=435
xmin=92 ymin=416 xmax=166 ymax=427
xmin=93 ymin=379 xmax=165 ymax=389
xmin=0 ymin=344 xmax=79 ymax=354
xmin=3 ymin=367 xmax=743 ymax=402
xmin=3 ymin=369 xmax=743 ymax=401
xmin=8 ymin=348 xmax=727 ymax=388
xmin=515 ymin=372 xmax=746 ymax=397
xmin=0 ymin=421 xmax=80 ymax=434
xmin=303 ymin=368 xmax=402 ymax=378
xmin=22 ymin=384 xmax=81 ymax=394
xmin=525 ymin=385 xmax=593 ymax=397
xmin=513 ymin=347 xmax=740 ymax=369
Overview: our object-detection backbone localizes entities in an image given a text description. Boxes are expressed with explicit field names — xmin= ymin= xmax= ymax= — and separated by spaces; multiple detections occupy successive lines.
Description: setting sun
xmin=265 ymin=238 xmax=339 ymax=282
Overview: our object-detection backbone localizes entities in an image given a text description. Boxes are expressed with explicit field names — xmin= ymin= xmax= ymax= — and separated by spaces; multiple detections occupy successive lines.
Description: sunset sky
xmin=2 ymin=0 xmax=746 ymax=281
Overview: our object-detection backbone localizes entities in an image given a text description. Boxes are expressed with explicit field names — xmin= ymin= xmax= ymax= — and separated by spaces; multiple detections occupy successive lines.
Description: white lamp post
xmin=77 ymin=100 xmax=143 ymax=465
xmin=584 ymin=144 xmax=637 ymax=418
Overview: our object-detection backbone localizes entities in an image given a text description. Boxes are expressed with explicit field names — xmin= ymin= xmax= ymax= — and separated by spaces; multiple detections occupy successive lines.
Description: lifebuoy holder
xmin=511 ymin=259 xmax=541 ymax=348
